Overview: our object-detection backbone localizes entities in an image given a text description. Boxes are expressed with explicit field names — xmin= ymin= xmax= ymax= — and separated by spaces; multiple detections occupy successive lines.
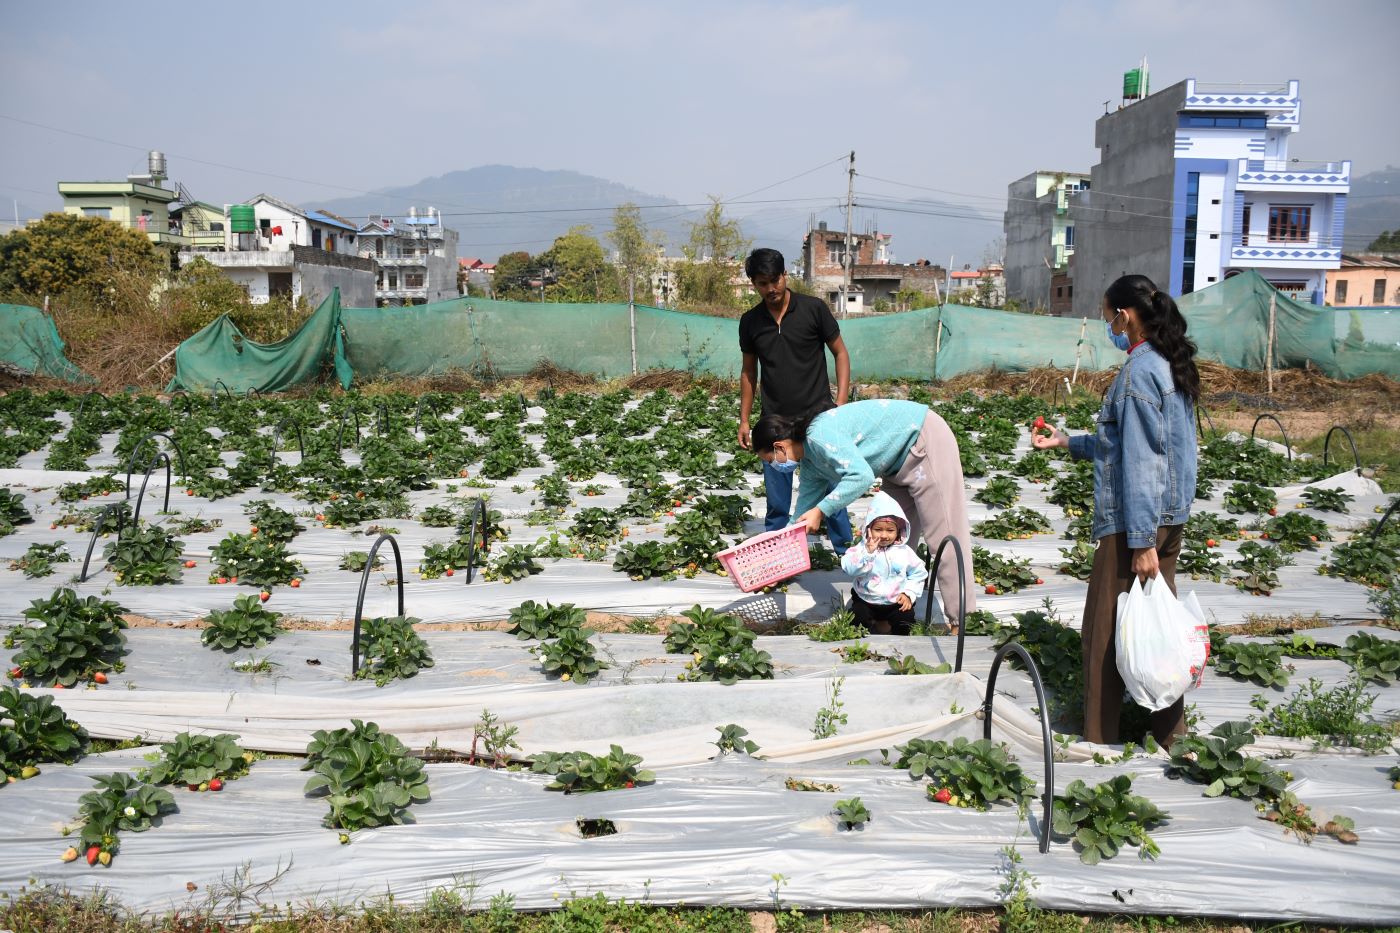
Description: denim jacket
xmin=1067 ymin=343 xmax=1197 ymax=549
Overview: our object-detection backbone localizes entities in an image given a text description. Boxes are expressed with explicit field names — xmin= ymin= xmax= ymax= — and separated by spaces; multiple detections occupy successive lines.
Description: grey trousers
xmin=883 ymin=411 xmax=976 ymax=627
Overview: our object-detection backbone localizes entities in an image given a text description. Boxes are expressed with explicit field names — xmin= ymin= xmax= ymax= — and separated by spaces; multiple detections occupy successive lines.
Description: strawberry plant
xmin=339 ymin=551 xmax=383 ymax=573
xmin=973 ymin=546 xmax=1038 ymax=594
xmin=1167 ymin=720 xmax=1287 ymax=801
xmin=833 ymin=796 xmax=870 ymax=830
xmin=507 ymin=600 xmax=588 ymax=640
xmin=1319 ymin=536 xmax=1400 ymax=588
xmin=0 ymin=686 xmax=90 ymax=779
xmin=996 ymin=602 xmax=1083 ymax=725
xmin=141 ymin=732 xmax=250 ymax=787
xmin=202 ymin=595 xmax=282 ymax=650
xmin=8 ymin=589 xmax=128 ymax=687
xmin=664 ymin=606 xmax=748 ymax=653
xmin=1052 ymin=774 xmax=1169 ymax=864
xmin=836 ymin=641 xmax=890 ymax=663
xmin=1301 ymin=486 xmax=1352 ymax=512
xmin=1276 ymin=633 xmax=1339 ymax=659
xmin=302 ymin=720 xmax=430 ymax=830
xmin=532 ymin=627 xmax=606 ymax=683
xmin=1058 ymin=540 xmax=1095 ymax=581
xmin=483 ymin=544 xmax=544 ymax=583
xmin=417 ymin=504 xmax=459 ymax=527
xmin=1259 ymin=512 xmax=1331 ymax=552
xmin=355 ymin=616 xmax=434 ymax=686
xmin=1011 ymin=450 xmax=1056 ymax=483
xmin=210 ymin=532 xmax=304 ymax=587
xmin=0 ymin=488 xmax=33 ymax=536
xmin=71 ymin=772 xmax=177 ymax=865
xmin=685 ymin=640 xmax=774 ymax=685
xmin=1185 ymin=511 xmax=1241 ymax=543
xmin=973 ymin=507 xmax=1050 ymax=540
xmin=1213 ymin=640 xmax=1291 ymax=687
xmin=893 ymin=737 xmax=1034 ymax=812
xmin=1177 ymin=540 xmax=1226 ymax=582
xmin=569 ymin=507 xmax=622 ymax=544
xmin=1230 ymin=541 xmax=1292 ymax=595
xmin=243 ymin=500 xmax=304 ymax=543
xmin=612 ymin=540 xmax=677 ymax=581
xmin=8 ymin=541 xmax=71 ymax=579
xmin=530 ymin=745 xmax=654 ymax=793
xmin=103 ymin=525 xmax=185 ymax=586
xmin=1336 ymin=632 xmax=1400 ymax=686
xmin=419 ymin=537 xmax=475 ymax=579
xmin=1047 ymin=462 xmax=1095 ymax=516
xmin=799 ymin=608 xmax=868 ymax=643
xmin=885 ymin=655 xmax=951 ymax=675
xmin=973 ymin=475 xmax=1020 ymax=510
xmin=1223 ymin=482 xmax=1278 ymax=516
xmin=55 ymin=474 xmax=123 ymax=503
xmin=162 ymin=514 xmax=221 ymax=536
xmin=666 ymin=510 xmax=731 ymax=573
xmin=714 ymin=723 xmax=760 ymax=756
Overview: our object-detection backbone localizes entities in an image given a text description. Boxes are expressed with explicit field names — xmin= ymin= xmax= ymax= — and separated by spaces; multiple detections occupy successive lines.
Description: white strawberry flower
xmin=123 ymin=806 xmax=137 ymax=817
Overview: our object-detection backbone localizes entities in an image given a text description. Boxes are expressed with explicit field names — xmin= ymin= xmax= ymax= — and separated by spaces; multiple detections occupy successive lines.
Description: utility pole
xmin=841 ymin=150 xmax=855 ymax=317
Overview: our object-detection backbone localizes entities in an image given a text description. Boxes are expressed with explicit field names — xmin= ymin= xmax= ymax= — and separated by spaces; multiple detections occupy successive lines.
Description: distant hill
xmin=1345 ymin=166 xmax=1400 ymax=250
xmin=313 ymin=165 xmax=684 ymax=261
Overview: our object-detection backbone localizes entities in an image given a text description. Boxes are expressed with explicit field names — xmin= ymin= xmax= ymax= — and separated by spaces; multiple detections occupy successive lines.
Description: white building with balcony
xmin=357 ymin=208 xmax=460 ymax=306
xmin=1003 ymin=170 xmax=1091 ymax=311
xmin=1069 ymin=77 xmax=1349 ymax=315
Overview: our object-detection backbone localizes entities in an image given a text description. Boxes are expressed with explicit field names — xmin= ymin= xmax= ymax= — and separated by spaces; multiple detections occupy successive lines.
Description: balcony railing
xmin=1236 ymin=159 xmax=1350 ymax=191
xmin=1245 ymin=160 xmax=1344 ymax=174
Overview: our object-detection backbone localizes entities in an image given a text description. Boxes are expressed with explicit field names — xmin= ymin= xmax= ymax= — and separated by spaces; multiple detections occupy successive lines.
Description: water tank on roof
xmin=1123 ymin=68 xmax=1145 ymax=100
xmin=229 ymin=205 xmax=256 ymax=233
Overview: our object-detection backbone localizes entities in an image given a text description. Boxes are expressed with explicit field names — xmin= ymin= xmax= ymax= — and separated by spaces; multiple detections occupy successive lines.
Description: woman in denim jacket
xmin=1034 ymin=274 xmax=1200 ymax=747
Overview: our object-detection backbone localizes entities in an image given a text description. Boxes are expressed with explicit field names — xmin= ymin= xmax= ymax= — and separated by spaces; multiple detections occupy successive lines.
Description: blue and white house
xmin=1070 ymin=77 xmax=1349 ymax=314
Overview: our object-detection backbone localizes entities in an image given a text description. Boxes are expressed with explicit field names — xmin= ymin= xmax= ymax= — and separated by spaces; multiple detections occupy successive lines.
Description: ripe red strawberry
xmin=933 ymin=787 xmax=952 ymax=803
xmin=1035 ymin=578 xmax=1045 ymax=585
xmin=1268 ymin=508 xmax=1277 ymax=516
xmin=216 ymin=577 xmax=228 ymax=585
xmin=93 ymin=672 xmax=108 ymax=685
xmin=625 ymin=781 xmax=635 ymax=789
xmin=8 ymin=667 xmax=20 ymax=679
xmin=290 ymin=578 xmax=301 ymax=588
xmin=184 ymin=560 xmax=196 ymax=568
xmin=985 ymin=585 xmax=998 ymax=595
xmin=259 ymin=591 xmax=270 ymax=602
xmin=53 ymin=683 xmax=66 ymax=690
xmin=1206 ymin=539 xmax=1217 ymax=548
xmin=186 ymin=488 xmax=195 ymax=496
xmin=85 ymin=846 xmax=100 ymax=866
xmin=444 ymin=568 xmax=454 ymax=577
xmin=208 ymin=778 xmax=223 ymax=792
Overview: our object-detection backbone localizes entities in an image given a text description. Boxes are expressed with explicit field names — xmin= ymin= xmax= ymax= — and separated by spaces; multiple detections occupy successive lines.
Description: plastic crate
xmin=716 ymin=524 xmax=812 ymax=592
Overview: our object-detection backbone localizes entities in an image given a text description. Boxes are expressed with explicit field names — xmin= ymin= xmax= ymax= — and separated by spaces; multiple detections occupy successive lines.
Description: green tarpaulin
xmin=0 ymin=303 xmax=91 ymax=382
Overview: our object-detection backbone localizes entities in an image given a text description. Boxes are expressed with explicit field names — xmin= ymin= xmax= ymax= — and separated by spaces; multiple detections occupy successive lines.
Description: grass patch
xmin=1295 ymin=426 xmax=1400 ymax=493
xmin=1220 ymin=612 xmax=1339 ymax=637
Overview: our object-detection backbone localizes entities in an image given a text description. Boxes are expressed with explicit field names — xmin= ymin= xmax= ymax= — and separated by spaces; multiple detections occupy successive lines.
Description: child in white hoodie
xmin=840 ymin=491 xmax=929 ymax=635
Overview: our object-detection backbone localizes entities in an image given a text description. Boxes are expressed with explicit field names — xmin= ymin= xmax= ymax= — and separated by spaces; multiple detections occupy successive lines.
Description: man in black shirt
xmin=737 ymin=247 xmax=853 ymax=554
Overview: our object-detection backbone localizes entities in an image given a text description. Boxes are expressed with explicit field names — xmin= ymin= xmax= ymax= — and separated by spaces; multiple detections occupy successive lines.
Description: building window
xmin=1334 ymin=279 xmax=1348 ymax=303
xmin=1064 ymin=225 xmax=1075 ymax=249
xmin=1179 ymin=114 xmax=1268 ymax=129
xmin=1267 ymin=205 xmax=1311 ymax=242
xmin=388 ymin=273 xmax=398 ymax=289
xmin=1181 ymin=172 xmax=1200 ymax=295
xmin=1376 ymin=279 xmax=1388 ymax=304
xmin=1241 ymin=203 xmax=1252 ymax=246
xmin=82 ymin=207 xmax=111 ymax=219
xmin=405 ymin=272 xmax=425 ymax=289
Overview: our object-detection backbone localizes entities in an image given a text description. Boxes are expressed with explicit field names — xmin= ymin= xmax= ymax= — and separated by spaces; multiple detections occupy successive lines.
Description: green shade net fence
xmin=5 ymin=271 xmax=1393 ymax=392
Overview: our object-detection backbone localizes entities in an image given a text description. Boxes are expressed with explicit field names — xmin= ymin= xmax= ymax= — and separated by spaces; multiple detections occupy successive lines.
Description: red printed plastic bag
xmin=1115 ymin=576 xmax=1195 ymax=711
xmin=1179 ymin=590 xmax=1210 ymax=690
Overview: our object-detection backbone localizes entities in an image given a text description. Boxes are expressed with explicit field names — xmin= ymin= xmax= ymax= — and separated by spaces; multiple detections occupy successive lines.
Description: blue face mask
xmin=769 ymin=455 xmax=799 ymax=474
xmin=1106 ymin=315 xmax=1131 ymax=352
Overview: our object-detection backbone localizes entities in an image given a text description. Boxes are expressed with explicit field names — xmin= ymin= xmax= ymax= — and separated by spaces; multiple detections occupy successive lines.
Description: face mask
xmin=769 ymin=456 xmax=799 ymax=474
xmin=1105 ymin=313 xmax=1131 ymax=352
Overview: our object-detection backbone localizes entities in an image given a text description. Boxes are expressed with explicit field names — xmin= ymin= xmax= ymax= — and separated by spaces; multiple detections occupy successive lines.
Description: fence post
xmin=629 ymin=274 xmax=638 ymax=376
xmin=1266 ymin=292 xmax=1276 ymax=396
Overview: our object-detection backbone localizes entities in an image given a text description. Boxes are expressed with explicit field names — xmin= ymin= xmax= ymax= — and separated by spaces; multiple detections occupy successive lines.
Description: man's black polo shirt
xmin=738 ymin=291 xmax=841 ymax=419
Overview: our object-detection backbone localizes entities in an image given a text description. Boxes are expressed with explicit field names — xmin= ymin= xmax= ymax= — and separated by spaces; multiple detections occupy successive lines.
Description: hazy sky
xmin=2 ymin=0 xmax=1397 ymax=259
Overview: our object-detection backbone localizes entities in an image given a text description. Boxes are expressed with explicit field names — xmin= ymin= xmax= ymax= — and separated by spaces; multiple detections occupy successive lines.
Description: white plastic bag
xmin=1115 ymin=576 xmax=1194 ymax=711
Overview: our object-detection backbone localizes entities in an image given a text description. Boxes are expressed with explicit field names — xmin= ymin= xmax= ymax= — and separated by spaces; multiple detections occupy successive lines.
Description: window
xmin=1376 ymin=279 xmax=1388 ymax=304
xmin=209 ymin=222 xmax=224 ymax=232
xmin=1181 ymin=172 xmax=1200 ymax=295
xmin=405 ymin=272 xmax=425 ymax=289
xmin=1334 ymin=279 xmax=1348 ymax=303
xmin=388 ymin=273 xmax=398 ymax=289
xmin=1064 ymin=225 xmax=1075 ymax=249
xmin=1241 ymin=203 xmax=1252 ymax=246
xmin=1267 ymin=205 xmax=1311 ymax=242
xmin=826 ymin=247 xmax=844 ymax=264
xmin=82 ymin=207 xmax=111 ymax=219
xmin=1179 ymin=113 xmax=1268 ymax=129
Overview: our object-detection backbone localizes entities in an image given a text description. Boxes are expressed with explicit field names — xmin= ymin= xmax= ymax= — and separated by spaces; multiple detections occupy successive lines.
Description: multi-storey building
xmin=57 ymin=150 xmax=189 ymax=261
xmin=358 ymin=208 xmax=460 ymax=306
xmin=800 ymin=222 xmax=944 ymax=313
xmin=1069 ymin=78 xmax=1349 ymax=316
xmin=1002 ymin=170 xmax=1091 ymax=310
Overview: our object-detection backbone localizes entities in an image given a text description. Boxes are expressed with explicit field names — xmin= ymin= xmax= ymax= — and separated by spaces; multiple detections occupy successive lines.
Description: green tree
xmin=164 ymin=256 xmax=249 ymax=333
xmin=608 ymin=203 xmax=658 ymax=303
xmin=676 ymin=197 xmax=750 ymax=310
xmin=1367 ymin=230 xmax=1400 ymax=253
xmin=492 ymin=251 xmax=538 ymax=301
xmin=0 ymin=212 xmax=164 ymax=304
xmin=893 ymin=287 xmax=939 ymax=311
xmin=537 ymin=226 xmax=620 ymax=302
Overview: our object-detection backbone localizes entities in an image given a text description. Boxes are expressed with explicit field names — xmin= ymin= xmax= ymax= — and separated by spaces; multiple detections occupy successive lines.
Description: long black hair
xmin=751 ymin=413 xmax=812 ymax=453
xmin=1104 ymin=274 xmax=1201 ymax=401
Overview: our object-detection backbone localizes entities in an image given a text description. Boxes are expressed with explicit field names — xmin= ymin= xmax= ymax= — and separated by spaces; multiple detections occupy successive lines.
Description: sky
xmin=2 ymin=0 xmax=1397 ymax=260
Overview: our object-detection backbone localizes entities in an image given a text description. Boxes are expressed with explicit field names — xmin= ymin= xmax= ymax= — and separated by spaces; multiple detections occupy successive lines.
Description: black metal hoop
xmin=124 ymin=432 xmax=187 ymax=496
xmin=244 ymin=387 xmax=261 ymax=399
xmin=73 ymin=390 xmax=103 ymax=423
xmin=351 ymin=533 xmax=406 ymax=675
xmin=925 ymin=534 xmax=968 ymax=672
xmin=375 ymin=403 xmax=390 ymax=436
xmin=271 ymin=419 xmax=305 ymax=466
xmin=1195 ymin=406 xmax=1217 ymax=441
xmin=131 ymin=451 xmax=171 ymax=526
xmin=982 ymin=641 xmax=1056 ymax=854
xmin=414 ymin=397 xmax=438 ymax=433
xmin=336 ymin=409 xmax=361 ymax=451
xmin=79 ymin=503 xmax=128 ymax=583
xmin=464 ymin=497 xmax=488 ymax=584
xmin=1249 ymin=414 xmax=1292 ymax=461
xmin=1373 ymin=499 xmax=1400 ymax=543
xmin=1322 ymin=425 xmax=1360 ymax=474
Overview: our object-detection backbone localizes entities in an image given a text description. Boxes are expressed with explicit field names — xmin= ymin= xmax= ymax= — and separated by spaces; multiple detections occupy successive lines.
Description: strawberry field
xmin=1 ymin=386 xmax=1398 ymax=925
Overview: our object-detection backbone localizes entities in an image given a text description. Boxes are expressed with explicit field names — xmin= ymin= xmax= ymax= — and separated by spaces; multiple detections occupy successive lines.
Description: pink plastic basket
xmin=716 ymin=524 xmax=812 ymax=592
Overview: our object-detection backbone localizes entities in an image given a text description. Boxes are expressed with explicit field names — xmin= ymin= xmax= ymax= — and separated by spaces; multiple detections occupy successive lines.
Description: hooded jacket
xmin=839 ymin=491 xmax=928 ymax=605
